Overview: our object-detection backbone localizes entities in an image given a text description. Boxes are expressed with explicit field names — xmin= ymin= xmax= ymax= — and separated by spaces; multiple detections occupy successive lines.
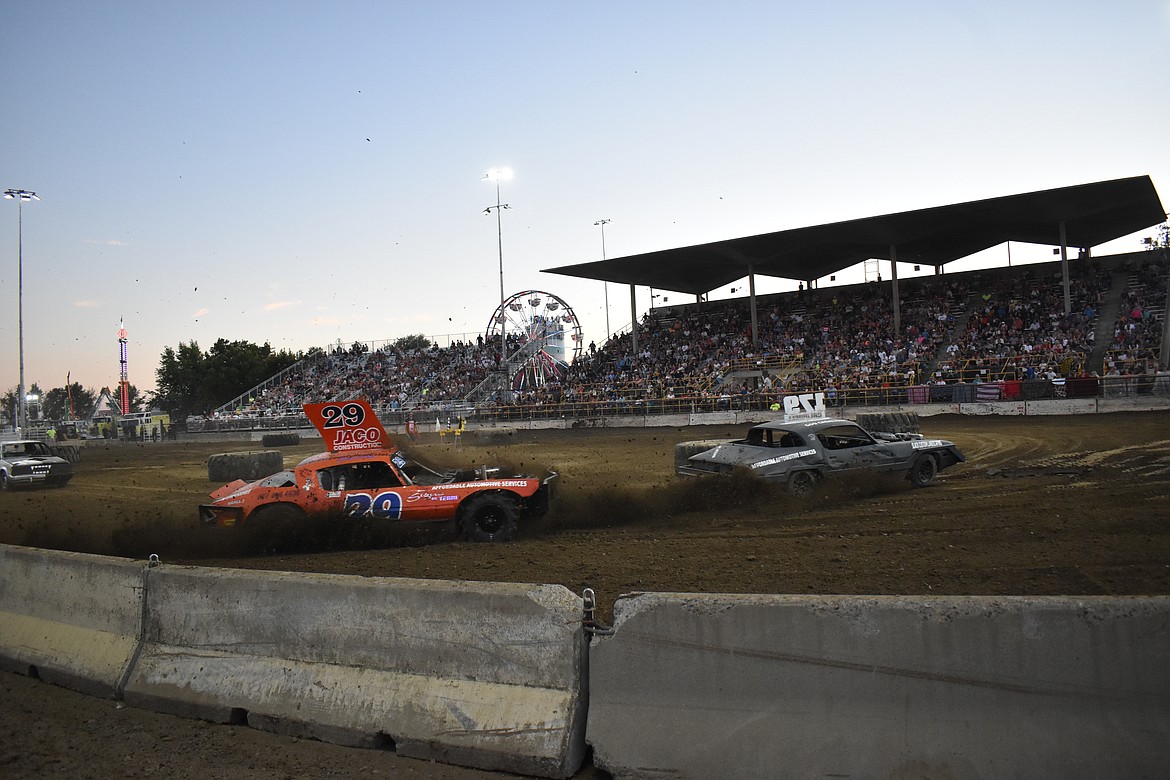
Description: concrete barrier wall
xmin=0 ymin=544 xmax=143 ymax=698
xmin=122 ymin=566 xmax=587 ymax=778
xmin=587 ymin=593 xmax=1170 ymax=780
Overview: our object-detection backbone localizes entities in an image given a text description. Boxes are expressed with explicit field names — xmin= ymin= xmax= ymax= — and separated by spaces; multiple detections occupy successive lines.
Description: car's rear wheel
xmin=909 ymin=454 xmax=938 ymax=487
xmin=787 ymin=470 xmax=817 ymax=498
xmin=462 ymin=493 xmax=519 ymax=543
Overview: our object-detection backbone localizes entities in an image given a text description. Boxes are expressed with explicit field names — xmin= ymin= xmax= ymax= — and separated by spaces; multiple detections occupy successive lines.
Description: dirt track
xmin=3 ymin=411 xmax=1169 ymax=778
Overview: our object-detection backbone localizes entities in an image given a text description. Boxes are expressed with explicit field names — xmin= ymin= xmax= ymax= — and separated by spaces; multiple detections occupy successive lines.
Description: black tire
xmin=909 ymin=454 xmax=938 ymax=487
xmin=787 ymin=470 xmax=818 ymax=498
xmin=523 ymin=485 xmax=551 ymax=520
xmin=0 ymin=471 xmax=9 ymax=491
xmin=243 ymin=504 xmax=306 ymax=554
xmin=461 ymin=493 xmax=519 ymax=543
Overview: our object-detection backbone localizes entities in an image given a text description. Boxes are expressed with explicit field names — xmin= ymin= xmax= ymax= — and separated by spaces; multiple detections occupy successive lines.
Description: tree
xmin=43 ymin=382 xmax=97 ymax=420
xmin=1 ymin=387 xmax=16 ymax=429
xmin=152 ymin=339 xmax=303 ymax=419
xmin=6 ymin=382 xmax=48 ymax=423
xmin=394 ymin=333 xmax=433 ymax=351
xmin=152 ymin=341 xmax=208 ymax=419
xmin=1142 ymin=221 xmax=1169 ymax=250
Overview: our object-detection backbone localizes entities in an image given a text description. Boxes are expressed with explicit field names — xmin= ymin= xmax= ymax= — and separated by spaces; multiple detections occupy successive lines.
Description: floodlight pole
xmin=483 ymin=168 xmax=512 ymax=350
xmin=4 ymin=188 xmax=38 ymax=433
xmin=595 ymin=219 xmax=611 ymax=339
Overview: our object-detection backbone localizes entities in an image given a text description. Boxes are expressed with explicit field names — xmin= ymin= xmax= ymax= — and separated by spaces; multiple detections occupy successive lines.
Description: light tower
xmin=4 ymin=188 xmax=39 ymax=431
xmin=483 ymin=167 xmax=512 ymax=348
xmin=594 ymin=218 xmax=612 ymax=339
xmin=118 ymin=319 xmax=130 ymax=415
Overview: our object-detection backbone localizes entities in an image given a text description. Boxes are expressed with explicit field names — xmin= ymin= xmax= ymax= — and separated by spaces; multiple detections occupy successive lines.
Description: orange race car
xmin=199 ymin=400 xmax=556 ymax=542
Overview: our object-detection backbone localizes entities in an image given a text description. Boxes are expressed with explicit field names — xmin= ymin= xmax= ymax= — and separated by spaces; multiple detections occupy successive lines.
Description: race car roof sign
xmin=303 ymin=400 xmax=389 ymax=452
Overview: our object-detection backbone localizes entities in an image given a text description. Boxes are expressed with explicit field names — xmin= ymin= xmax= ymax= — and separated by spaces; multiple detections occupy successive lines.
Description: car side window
xmin=351 ymin=461 xmax=399 ymax=489
xmin=778 ymin=432 xmax=804 ymax=448
xmin=819 ymin=425 xmax=872 ymax=450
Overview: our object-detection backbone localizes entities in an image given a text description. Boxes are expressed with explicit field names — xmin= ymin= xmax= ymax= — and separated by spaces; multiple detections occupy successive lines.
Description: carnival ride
xmin=486 ymin=290 xmax=583 ymax=391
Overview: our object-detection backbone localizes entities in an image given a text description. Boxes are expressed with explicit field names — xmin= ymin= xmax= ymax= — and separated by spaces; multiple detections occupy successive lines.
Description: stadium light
xmin=483 ymin=168 xmax=512 ymax=344
xmin=594 ymin=219 xmax=611 ymax=339
xmin=4 ymin=188 xmax=39 ymax=433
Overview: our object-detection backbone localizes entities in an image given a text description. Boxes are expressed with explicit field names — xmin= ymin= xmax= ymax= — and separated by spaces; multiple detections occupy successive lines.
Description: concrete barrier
xmin=0 ymin=544 xmax=144 ymax=698
xmin=122 ymin=566 xmax=587 ymax=778
xmin=587 ymin=593 xmax=1170 ymax=780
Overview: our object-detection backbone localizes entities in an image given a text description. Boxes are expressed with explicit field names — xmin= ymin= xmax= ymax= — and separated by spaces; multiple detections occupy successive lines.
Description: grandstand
xmin=190 ymin=247 xmax=1168 ymax=432
xmin=189 ymin=177 xmax=1167 ymax=432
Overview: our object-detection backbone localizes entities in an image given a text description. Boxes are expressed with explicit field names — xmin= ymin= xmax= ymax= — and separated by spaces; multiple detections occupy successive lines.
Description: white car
xmin=0 ymin=439 xmax=74 ymax=490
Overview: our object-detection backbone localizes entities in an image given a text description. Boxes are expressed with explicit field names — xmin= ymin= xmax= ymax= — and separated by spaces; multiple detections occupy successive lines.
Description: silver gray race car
xmin=0 ymin=439 xmax=74 ymax=490
xmin=676 ymin=418 xmax=964 ymax=496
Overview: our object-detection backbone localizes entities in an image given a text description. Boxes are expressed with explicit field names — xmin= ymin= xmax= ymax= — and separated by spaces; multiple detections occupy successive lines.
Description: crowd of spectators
xmin=204 ymin=254 xmax=1166 ymax=422
xmin=1106 ymin=256 xmax=1168 ymax=375
xmin=936 ymin=263 xmax=1112 ymax=382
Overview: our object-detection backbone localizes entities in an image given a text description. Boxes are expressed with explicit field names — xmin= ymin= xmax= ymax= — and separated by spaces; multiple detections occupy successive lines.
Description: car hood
xmin=4 ymin=454 xmax=70 ymax=467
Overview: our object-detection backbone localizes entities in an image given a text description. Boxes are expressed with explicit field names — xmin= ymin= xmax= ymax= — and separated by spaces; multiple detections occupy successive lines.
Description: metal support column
xmin=629 ymin=283 xmax=638 ymax=354
xmin=890 ymin=245 xmax=901 ymax=335
xmin=748 ymin=265 xmax=758 ymax=349
xmin=1059 ymin=221 xmax=1071 ymax=315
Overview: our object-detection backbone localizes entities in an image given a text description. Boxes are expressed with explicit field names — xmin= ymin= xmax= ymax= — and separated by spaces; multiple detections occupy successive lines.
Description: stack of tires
xmin=855 ymin=412 xmax=920 ymax=435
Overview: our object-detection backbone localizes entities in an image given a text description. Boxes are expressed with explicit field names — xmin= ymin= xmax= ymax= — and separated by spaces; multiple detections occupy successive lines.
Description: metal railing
xmin=186 ymin=372 xmax=1169 ymax=433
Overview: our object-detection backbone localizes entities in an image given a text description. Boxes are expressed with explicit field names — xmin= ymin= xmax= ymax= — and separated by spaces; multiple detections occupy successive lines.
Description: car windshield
xmin=2 ymin=442 xmax=49 ymax=458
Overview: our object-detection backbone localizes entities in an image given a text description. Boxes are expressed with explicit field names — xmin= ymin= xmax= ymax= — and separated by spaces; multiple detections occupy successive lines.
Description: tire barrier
xmin=206 ymin=450 xmax=284 ymax=482
xmin=121 ymin=566 xmax=587 ymax=778
xmin=49 ymin=443 xmax=83 ymax=463
xmin=261 ymin=432 xmax=301 ymax=447
xmin=0 ymin=544 xmax=143 ymax=699
xmin=856 ymin=411 xmax=920 ymax=434
xmin=586 ymin=593 xmax=1170 ymax=780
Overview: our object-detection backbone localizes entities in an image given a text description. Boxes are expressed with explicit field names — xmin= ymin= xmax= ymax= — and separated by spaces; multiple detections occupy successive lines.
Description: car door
xmin=330 ymin=460 xmax=408 ymax=523
xmin=816 ymin=424 xmax=893 ymax=473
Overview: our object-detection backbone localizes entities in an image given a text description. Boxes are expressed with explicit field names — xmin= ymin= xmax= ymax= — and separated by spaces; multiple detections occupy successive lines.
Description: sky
xmin=2 ymin=1 xmax=1169 ymax=398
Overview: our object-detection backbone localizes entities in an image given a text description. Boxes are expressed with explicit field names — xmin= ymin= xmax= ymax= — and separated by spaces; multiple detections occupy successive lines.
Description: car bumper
xmin=199 ymin=504 xmax=245 ymax=527
xmin=5 ymin=470 xmax=72 ymax=488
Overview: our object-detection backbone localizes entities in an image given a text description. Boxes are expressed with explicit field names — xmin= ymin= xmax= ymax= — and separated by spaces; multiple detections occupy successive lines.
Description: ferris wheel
xmin=485 ymin=290 xmax=583 ymax=391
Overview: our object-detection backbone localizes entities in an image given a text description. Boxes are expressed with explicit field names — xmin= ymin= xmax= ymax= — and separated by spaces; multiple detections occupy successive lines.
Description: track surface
xmin=3 ymin=412 xmax=1168 ymax=778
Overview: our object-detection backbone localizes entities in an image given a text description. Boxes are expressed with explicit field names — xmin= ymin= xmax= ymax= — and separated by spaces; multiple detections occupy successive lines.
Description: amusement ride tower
xmin=118 ymin=319 xmax=130 ymax=414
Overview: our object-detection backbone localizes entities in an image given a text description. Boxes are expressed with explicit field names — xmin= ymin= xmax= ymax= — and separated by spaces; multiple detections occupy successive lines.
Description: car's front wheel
xmin=909 ymin=454 xmax=938 ymax=487
xmin=462 ymin=493 xmax=519 ymax=543
xmin=787 ymin=470 xmax=818 ymax=498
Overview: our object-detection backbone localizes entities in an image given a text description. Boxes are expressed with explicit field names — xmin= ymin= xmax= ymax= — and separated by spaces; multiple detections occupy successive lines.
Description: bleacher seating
xmin=202 ymin=249 xmax=1167 ymax=424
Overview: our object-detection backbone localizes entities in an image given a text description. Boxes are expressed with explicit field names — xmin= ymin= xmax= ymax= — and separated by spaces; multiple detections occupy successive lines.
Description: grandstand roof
xmin=544 ymin=175 xmax=1167 ymax=295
